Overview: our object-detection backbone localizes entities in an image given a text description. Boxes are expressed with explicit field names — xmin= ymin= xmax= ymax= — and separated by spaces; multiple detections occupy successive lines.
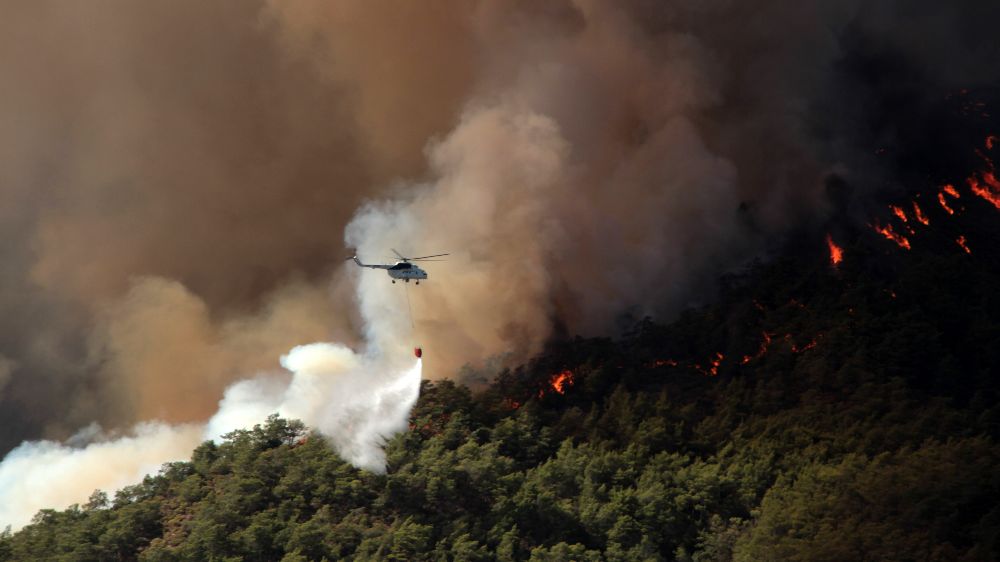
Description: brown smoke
xmin=262 ymin=0 xmax=478 ymax=175
xmin=89 ymin=276 xmax=356 ymax=424
xmin=1 ymin=0 xmax=997 ymax=452
xmin=0 ymin=0 xmax=380 ymax=446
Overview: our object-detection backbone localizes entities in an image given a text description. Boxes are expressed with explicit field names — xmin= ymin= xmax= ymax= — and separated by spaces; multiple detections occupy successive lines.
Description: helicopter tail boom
xmin=348 ymin=256 xmax=391 ymax=269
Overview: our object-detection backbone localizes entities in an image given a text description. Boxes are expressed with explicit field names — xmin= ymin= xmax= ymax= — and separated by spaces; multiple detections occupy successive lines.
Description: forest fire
xmin=969 ymin=174 xmax=1000 ymax=210
xmin=740 ymin=332 xmax=820 ymax=365
xmin=886 ymin=137 xmax=999 ymax=249
xmin=696 ymin=353 xmax=724 ymax=377
xmin=741 ymin=332 xmax=773 ymax=364
xmin=548 ymin=370 xmax=574 ymax=394
xmin=912 ymin=201 xmax=930 ymax=225
xmin=956 ymin=235 xmax=972 ymax=254
xmin=789 ymin=336 xmax=819 ymax=353
xmin=938 ymin=192 xmax=956 ymax=214
xmin=873 ymin=222 xmax=912 ymax=250
xmin=826 ymin=235 xmax=844 ymax=266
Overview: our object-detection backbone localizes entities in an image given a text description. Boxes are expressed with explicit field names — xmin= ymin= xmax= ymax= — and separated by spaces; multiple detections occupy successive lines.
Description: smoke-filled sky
xmin=1 ymin=0 xmax=999 ymax=460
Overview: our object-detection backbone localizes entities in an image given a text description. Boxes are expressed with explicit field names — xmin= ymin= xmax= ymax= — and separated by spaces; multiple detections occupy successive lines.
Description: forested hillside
xmin=4 ymin=179 xmax=1000 ymax=561
xmin=4 ymin=3 xmax=1000 ymax=560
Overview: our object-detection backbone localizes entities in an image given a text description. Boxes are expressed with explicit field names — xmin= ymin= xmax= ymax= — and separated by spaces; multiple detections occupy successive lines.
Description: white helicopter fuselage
xmin=352 ymin=256 xmax=427 ymax=282
xmin=386 ymin=262 xmax=427 ymax=281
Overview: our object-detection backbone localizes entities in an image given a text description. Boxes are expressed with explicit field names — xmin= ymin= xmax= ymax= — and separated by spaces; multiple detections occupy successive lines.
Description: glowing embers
xmin=956 ymin=235 xmax=972 ymax=254
xmin=740 ymin=331 xmax=820 ymax=365
xmin=788 ymin=335 xmax=818 ymax=353
xmin=872 ymin=222 xmax=911 ymax=250
xmin=968 ymin=174 xmax=1000 ymax=210
xmin=650 ymin=359 xmax=678 ymax=368
xmin=869 ymin=134 xmax=999 ymax=257
xmin=911 ymin=201 xmax=930 ymax=225
xmin=938 ymin=192 xmax=956 ymax=215
xmin=872 ymin=191 xmax=920 ymax=249
xmin=938 ymin=183 xmax=960 ymax=216
xmin=826 ymin=235 xmax=844 ymax=266
xmin=960 ymin=136 xmax=1000 ymax=211
xmin=741 ymin=332 xmax=772 ymax=364
xmin=695 ymin=352 xmax=724 ymax=377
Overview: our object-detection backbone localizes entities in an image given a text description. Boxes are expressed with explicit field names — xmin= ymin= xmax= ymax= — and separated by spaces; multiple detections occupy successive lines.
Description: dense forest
xmin=4 ymin=166 xmax=1000 ymax=561
xmin=4 ymin=99 xmax=1000 ymax=560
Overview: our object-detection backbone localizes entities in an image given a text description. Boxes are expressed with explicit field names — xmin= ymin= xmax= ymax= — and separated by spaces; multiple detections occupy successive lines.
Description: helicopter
xmin=348 ymin=249 xmax=448 ymax=284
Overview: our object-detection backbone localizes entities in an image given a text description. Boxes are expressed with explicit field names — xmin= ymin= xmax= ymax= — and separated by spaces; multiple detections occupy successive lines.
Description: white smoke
xmin=205 ymin=346 xmax=422 ymax=473
xmin=0 ymin=256 xmax=424 ymax=530
xmin=0 ymin=422 xmax=204 ymax=531
xmin=0 ymin=354 xmax=422 ymax=532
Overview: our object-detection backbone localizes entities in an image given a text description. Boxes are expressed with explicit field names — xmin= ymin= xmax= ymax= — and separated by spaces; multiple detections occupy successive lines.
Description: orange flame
xmin=956 ymin=235 xmax=972 ymax=254
xmin=942 ymin=184 xmax=961 ymax=198
xmin=872 ymin=222 xmax=911 ymax=250
xmin=651 ymin=359 xmax=678 ymax=368
xmin=504 ymin=398 xmax=522 ymax=410
xmin=696 ymin=352 xmax=724 ymax=377
xmin=741 ymin=332 xmax=772 ymax=364
xmin=549 ymin=370 xmax=574 ymax=394
xmin=826 ymin=235 xmax=843 ymax=266
xmin=890 ymin=205 xmax=908 ymax=222
xmin=987 ymin=135 xmax=997 ymax=150
xmin=938 ymin=192 xmax=956 ymax=215
xmin=969 ymin=175 xmax=1000 ymax=210
xmin=911 ymin=201 xmax=930 ymax=225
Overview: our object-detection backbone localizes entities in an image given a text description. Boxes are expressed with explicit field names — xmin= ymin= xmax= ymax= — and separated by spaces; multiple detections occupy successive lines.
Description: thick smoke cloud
xmin=1 ymin=0 xmax=998 ymax=525
xmin=89 ymin=276 xmax=364 ymax=424
xmin=0 ymin=271 xmax=423 ymax=530
xmin=0 ymin=422 xmax=204 ymax=531
xmin=0 ymin=348 xmax=421 ymax=531
xmin=0 ymin=0 xmax=377 ymax=450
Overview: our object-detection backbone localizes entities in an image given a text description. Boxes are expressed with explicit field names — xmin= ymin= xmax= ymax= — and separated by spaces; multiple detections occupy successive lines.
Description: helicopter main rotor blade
xmin=391 ymin=248 xmax=406 ymax=260
xmin=409 ymin=253 xmax=449 ymax=260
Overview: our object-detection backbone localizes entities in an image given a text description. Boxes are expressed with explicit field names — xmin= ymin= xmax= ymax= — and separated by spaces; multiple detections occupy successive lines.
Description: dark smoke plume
xmin=0 ymin=0 xmax=997 ymax=518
